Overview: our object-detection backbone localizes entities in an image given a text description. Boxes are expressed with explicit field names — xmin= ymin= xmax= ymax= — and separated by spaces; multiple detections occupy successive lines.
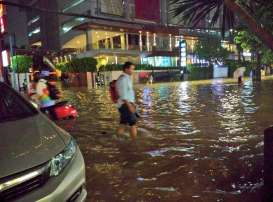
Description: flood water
xmin=59 ymin=78 xmax=273 ymax=202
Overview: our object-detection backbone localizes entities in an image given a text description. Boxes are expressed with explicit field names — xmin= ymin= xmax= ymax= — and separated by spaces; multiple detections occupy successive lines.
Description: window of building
xmin=61 ymin=17 xmax=86 ymax=34
xmin=99 ymin=0 xmax=124 ymax=16
xmin=62 ymin=0 xmax=86 ymax=12
xmin=128 ymin=34 xmax=139 ymax=46
xmin=98 ymin=38 xmax=111 ymax=49
xmin=28 ymin=27 xmax=40 ymax=37
xmin=27 ymin=16 xmax=40 ymax=26
xmin=113 ymin=36 xmax=121 ymax=49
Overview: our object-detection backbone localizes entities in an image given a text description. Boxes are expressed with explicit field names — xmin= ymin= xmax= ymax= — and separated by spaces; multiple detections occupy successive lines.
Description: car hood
xmin=0 ymin=114 xmax=66 ymax=179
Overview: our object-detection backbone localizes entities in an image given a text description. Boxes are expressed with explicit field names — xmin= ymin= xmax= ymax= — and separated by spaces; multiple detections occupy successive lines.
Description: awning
xmin=73 ymin=19 xmax=180 ymax=35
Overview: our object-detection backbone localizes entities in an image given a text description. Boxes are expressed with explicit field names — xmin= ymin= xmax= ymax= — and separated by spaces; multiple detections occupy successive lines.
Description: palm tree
xmin=171 ymin=0 xmax=273 ymax=51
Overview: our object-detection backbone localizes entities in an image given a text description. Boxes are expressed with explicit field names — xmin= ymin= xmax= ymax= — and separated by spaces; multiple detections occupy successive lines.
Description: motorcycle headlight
xmin=50 ymin=138 xmax=77 ymax=177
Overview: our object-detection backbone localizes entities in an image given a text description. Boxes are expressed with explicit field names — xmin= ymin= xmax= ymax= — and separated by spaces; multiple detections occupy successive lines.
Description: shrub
xmin=99 ymin=64 xmax=180 ymax=71
xmin=11 ymin=55 xmax=33 ymax=73
xmin=187 ymin=64 xmax=213 ymax=80
xmin=56 ymin=62 xmax=68 ymax=72
xmin=56 ymin=57 xmax=97 ymax=73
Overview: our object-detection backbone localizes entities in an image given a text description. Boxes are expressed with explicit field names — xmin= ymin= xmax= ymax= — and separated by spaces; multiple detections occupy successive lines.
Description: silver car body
xmin=0 ymin=83 xmax=86 ymax=201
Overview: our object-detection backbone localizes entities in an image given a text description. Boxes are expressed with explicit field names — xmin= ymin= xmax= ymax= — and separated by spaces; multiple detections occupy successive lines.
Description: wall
xmin=213 ymin=65 xmax=228 ymax=78
xmin=135 ymin=0 xmax=160 ymax=22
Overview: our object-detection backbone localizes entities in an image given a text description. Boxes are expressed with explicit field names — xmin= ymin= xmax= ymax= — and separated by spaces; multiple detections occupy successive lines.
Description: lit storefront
xmin=61 ymin=19 xmax=182 ymax=68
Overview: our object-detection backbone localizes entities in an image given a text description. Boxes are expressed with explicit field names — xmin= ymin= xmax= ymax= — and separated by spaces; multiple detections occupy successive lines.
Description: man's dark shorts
xmin=119 ymin=104 xmax=137 ymax=126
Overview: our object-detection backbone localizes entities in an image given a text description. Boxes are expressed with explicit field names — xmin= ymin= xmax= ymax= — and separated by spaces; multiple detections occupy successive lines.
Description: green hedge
xmin=11 ymin=55 xmax=33 ymax=73
xmin=187 ymin=64 xmax=213 ymax=80
xmin=56 ymin=57 xmax=97 ymax=73
xmin=99 ymin=64 xmax=180 ymax=71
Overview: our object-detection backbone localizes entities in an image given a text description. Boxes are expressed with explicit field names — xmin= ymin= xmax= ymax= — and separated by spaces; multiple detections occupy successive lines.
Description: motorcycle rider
xmin=36 ymin=72 xmax=57 ymax=119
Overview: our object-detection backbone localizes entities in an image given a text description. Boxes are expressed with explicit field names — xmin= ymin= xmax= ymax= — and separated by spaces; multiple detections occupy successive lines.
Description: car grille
xmin=0 ymin=162 xmax=50 ymax=201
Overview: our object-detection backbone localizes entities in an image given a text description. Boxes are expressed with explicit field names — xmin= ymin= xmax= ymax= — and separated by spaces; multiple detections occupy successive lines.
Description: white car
xmin=0 ymin=82 xmax=87 ymax=202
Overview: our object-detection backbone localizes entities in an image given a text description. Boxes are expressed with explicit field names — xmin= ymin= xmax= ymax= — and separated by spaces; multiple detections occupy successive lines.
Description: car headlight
xmin=50 ymin=138 xmax=77 ymax=177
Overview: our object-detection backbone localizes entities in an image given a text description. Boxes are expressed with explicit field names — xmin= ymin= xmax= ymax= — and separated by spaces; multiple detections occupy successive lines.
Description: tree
xmin=194 ymin=37 xmax=231 ymax=65
xmin=171 ymin=0 xmax=273 ymax=51
xmin=262 ymin=49 xmax=273 ymax=66
xmin=11 ymin=55 xmax=33 ymax=73
xmin=234 ymin=29 xmax=273 ymax=80
xmin=234 ymin=30 xmax=257 ymax=51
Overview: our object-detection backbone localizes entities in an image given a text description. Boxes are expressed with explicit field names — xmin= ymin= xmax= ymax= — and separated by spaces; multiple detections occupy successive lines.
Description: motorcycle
xmin=31 ymin=79 xmax=78 ymax=121
xmin=52 ymin=101 xmax=78 ymax=120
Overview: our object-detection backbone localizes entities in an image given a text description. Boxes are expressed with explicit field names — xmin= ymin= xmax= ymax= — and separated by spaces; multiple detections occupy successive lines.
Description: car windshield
xmin=0 ymin=83 xmax=38 ymax=122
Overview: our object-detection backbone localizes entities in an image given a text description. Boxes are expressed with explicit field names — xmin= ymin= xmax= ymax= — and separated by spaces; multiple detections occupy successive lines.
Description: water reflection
xmin=58 ymin=78 xmax=273 ymax=202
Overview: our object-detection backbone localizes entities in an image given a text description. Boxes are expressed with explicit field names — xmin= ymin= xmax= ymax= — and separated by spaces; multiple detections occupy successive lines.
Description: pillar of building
xmin=125 ymin=33 xmax=129 ymax=50
xmin=85 ymin=30 xmax=93 ymax=51
xmin=110 ymin=37 xmax=114 ymax=49
xmin=120 ymin=34 xmax=126 ymax=50
xmin=123 ymin=0 xmax=131 ymax=19
xmin=153 ymin=33 xmax=157 ymax=46
xmin=39 ymin=0 xmax=60 ymax=51
xmin=139 ymin=31 xmax=143 ymax=52
xmin=160 ymin=0 xmax=168 ymax=25
xmin=169 ymin=34 xmax=173 ymax=51
xmin=146 ymin=32 xmax=150 ymax=52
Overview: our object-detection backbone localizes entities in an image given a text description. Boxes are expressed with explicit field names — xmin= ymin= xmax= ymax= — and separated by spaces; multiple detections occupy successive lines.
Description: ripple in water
xmin=58 ymin=78 xmax=273 ymax=202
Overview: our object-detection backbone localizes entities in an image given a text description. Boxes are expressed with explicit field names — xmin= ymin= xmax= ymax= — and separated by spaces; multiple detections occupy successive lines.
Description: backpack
xmin=109 ymin=75 xmax=124 ymax=103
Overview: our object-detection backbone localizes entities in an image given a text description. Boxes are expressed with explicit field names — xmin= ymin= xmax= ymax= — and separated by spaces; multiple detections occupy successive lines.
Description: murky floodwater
xmin=59 ymin=78 xmax=273 ymax=202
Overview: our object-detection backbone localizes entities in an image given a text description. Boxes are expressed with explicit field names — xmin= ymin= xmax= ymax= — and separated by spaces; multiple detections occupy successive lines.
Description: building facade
xmin=57 ymin=0 xmax=182 ymax=66
xmin=23 ymin=0 xmax=235 ymax=67
xmin=24 ymin=0 xmax=60 ymax=50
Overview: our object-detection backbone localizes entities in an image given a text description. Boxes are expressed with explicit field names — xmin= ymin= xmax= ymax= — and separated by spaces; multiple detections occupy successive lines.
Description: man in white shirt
xmin=116 ymin=62 xmax=138 ymax=140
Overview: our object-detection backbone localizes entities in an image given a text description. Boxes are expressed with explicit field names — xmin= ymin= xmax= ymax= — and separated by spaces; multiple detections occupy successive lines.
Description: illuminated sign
xmin=0 ymin=0 xmax=6 ymax=34
xmin=179 ymin=40 xmax=187 ymax=67
xmin=2 ymin=50 xmax=9 ymax=67
xmin=243 ymin=51 xmax=252 ymax=57
xmin=0 ymin=16 xmax=5 ymax=33
xmin=0 ymin=0 xmax=4 ymax=16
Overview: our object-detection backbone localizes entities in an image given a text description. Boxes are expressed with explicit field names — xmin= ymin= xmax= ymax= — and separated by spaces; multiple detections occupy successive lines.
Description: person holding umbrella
xmin=233 ymin=67 xmax=246 ymax=85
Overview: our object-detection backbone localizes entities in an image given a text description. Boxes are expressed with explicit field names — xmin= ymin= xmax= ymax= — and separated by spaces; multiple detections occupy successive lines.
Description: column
xmin=124 ymin=0 xmax=130 ymax=19
xmin=120 ymin=34 xmax=126 ymax=50
xmin=125 ymin=33 xmax=129 ymax=50
xmin=139 ymin=31 xmax=143 ymax=52
xmin=153 ymin=33 xmax=157 ymax=46
xmin=85 ymin=30 xmax=93 ymax=51
xmin=146 ymin=32 xmax=150 ymax=52
xmin=169 ymin=34 xmax=172 ymax=51
xmin=160 ymin=0 xmax=168 ymax=25
xmin=110 ymin=37 xmax=114 ymax=49
xmin=115 ymin=56 xmax=118 ymax=64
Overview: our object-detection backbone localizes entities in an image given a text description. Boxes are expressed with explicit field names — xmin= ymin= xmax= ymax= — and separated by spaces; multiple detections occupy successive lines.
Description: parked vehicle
xmin=0 ymin=82 xmax=86 ymax=202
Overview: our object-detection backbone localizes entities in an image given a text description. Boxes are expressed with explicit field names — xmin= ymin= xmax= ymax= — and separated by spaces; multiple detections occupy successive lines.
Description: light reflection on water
xmin=59 ymin=78 xmax=273 ymax=202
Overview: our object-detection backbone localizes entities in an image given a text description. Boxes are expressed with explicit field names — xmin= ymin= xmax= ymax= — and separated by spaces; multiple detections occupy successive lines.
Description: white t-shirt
xmin=116 ymin=73 xmax=135 ymax=108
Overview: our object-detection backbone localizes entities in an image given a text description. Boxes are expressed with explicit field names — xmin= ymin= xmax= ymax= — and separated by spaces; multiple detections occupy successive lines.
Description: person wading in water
xmin=115 ymin=62 xmax=138 ymax=140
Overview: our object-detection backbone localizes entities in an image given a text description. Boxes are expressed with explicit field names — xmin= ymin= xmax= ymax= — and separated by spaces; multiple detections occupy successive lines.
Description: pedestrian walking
xmin=149 ymin=74 xmax=153 ymax=84
xmin=111 ymin=62 xmax=139 ymax=140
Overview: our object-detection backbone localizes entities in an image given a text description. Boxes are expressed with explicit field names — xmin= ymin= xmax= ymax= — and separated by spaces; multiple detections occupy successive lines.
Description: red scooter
xmin=53 ymin=101 xmax=78 ymax=120
xmin=30 ymin=81 xmax=78 ymax=120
